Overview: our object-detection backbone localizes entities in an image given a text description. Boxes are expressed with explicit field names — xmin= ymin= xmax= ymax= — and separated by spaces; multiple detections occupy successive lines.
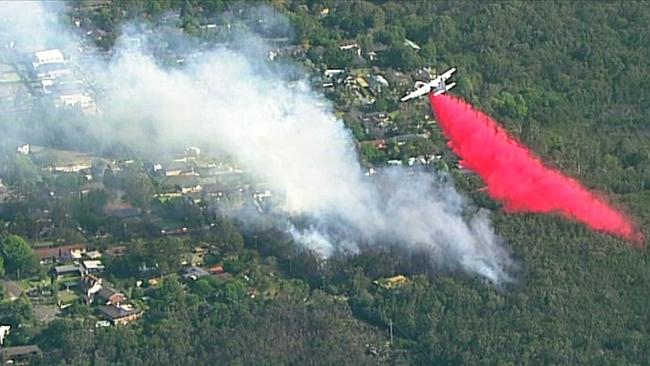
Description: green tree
xmin=360 ymin=144 xmax=386 ymax=165
xmin=123 ymin=168 xmax=155 ymax=209
xmin=147 ymin=237 xmax=184 ymax=275
xmin=380 ymin=45 xmax=422 ymax=70
xmin=209 ymin=217 xmax=244 ymax=255
xmin=375 ymin=25 xmax=406 ymax=47
xmin=0 ymin=295 xmax=33 ymax=327
xmin=204 ymin=0 xmax=234 ymax=16
xmin=1 ymin=235 xmax=39 ymax=278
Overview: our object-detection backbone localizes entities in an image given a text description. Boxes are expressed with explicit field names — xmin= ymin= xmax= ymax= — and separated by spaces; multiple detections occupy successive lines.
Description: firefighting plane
xmin=400 ymin=67 xmax=457 ymax=102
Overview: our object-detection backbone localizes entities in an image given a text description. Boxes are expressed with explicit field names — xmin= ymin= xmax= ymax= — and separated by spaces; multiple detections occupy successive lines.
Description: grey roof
xmin=98 ymin=305 xmax=138 ymax=320
xmin=98 ymin=286 xmax=122 ymax=300
xmin=182 ymin=266 xmax=210 ymax=279
xmin=53 ymin=264 xmax=81 ymax=275
xmin=0 ymin=345 xmax=42 ymax=357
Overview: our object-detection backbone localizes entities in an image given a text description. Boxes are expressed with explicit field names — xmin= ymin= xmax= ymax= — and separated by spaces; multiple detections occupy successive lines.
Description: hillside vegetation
xmin=3 ymin=1 xmax=650 ymax=364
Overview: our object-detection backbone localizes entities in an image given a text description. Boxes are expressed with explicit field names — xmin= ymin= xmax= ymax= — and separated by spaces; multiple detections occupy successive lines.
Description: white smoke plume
xmin=103 ymin=48 xmax=515 ymax=283
xmin=0 ymin=1 xmax=77 ymax=53
xmin=0 ymin=1 xmax=515 ymax=284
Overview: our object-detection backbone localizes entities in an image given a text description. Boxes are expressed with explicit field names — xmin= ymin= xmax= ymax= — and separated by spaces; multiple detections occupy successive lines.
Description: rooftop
xmin=53 ymin=264 xmax=81 ymax=275
xmin=0 ymin=345 xmax=42 ymax=358
xmin=104 ymin=245 xmax=128 ymax=257
xmin=98 ymin=286 xmax=123 ymax=300
xmin=33 ymin=49 xmax=64 ymax=65
xmin=99 ymin=305 xmax=140 ymax=320
xmin=182 ymin=266 xmax=210 ymax=280
xmin=83 ymin=260 xmax=105 ymax=270
xmin=34 ymin=243 xmax=87 ymax=260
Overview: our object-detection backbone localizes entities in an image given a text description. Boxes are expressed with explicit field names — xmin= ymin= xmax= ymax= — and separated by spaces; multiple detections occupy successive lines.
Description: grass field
xmin=58 ymin=291 xmax=79 ymax=304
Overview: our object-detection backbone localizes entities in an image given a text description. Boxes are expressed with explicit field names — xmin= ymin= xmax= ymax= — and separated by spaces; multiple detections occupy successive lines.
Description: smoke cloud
xmin=0 ymin=2 xmax=515 ymax=283
xmin=0 ymin=1 xmax=77 ymax=53
xmin=99 ymin=47 xmax=513 ymax=282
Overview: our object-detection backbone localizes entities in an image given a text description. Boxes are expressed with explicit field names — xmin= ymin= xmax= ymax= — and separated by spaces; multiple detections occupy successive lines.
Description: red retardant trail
xmin=430 ymin=94 xmax=644 ymax=245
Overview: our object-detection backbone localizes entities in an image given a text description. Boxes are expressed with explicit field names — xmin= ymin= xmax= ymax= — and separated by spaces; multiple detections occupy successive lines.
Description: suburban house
xmin=359 ymin=111 xmax=392 ymax=138
xmin=0 ymin=345 xmax=42 ymax=364
xmin=208 ymin=265 xmax=225 ymax=275
xmin=79 ymin=273 xmax=126 ymax=306
xmin=104 ymin=245 xmax=128 ymax=258
xmin=85 ymin=250 xmax=102 ymax=259
xmin=97 ymin=286 xmax=127 ymax=306
xmin=34 ymin=243 xmax=87 ymax=264
xmin=55 ymin=93 xmax=98 ymax=115
xmin=80 ymin=274 xmax=103 ymax=304
xmin=164 ymin=159 xmax=194 ymax=176
xmin=375 ymin=275 xmax=409 ymax=289
xmin=367 ymin=74 xmax=390 ymax=94
xmin=50 ymin=158 xmax=93 ymax=173
xmin=82 ymin=260 xmax=105 ymax=274
xmin=181 ymin=266 xmax=210 ymax=281
xmin=32 ymin=49 xmax=65 ymax=68
xmin=98 ymin=305 xmax=143 ymax=326
xmin=35 ymin=62 xmax=72 ymax=80
xmin=52 ymin=264 xmax=82 ymax=279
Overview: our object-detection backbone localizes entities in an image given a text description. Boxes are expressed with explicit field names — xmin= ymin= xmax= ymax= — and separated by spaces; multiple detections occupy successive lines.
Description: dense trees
xmin=108 ymin=237 xmax=185 ymax=278
xmin=35 ymin=276 xmax=393 ymax=366
xmin=208 ymin=216 xmax=245 ymax=254
xmin=104 ymin=166 xmax=154 ymax=209
xmin=0 ymin=1 xmax=647 ymax=365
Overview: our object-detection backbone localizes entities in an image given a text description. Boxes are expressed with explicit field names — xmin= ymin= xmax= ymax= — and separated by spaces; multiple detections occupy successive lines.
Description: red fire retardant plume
xmin=430 ymin=94 xmax=644 ymax=245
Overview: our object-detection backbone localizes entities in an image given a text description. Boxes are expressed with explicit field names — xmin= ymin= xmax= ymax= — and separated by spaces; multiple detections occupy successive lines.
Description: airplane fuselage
xmin=400 ymin=67 xmax=457 ymax=102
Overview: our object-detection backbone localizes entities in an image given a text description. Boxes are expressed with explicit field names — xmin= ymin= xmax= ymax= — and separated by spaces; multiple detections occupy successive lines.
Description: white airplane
xmin=400 ymin=67 xmax=457 ymax=102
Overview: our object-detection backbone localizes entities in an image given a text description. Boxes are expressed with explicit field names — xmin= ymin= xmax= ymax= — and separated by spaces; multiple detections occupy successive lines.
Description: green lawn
xmin=18 ymin=280 xmax=33 ymax=290
xmin=18 ymin=277 xmax=50 ymax=290
xmin=58 ymin=291 xmax=79 ymax=304
xmin=56 ymin=275 xmax=81 ymax=285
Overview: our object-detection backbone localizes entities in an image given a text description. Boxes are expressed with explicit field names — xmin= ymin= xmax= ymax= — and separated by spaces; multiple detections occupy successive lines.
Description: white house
xmin=33 ymin=49 xmax=65 ymax=68
xmin=82 ymin=260 xmax=105 ymax=274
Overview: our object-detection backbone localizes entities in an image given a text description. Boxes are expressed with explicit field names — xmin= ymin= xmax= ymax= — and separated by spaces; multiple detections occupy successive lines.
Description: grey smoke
xmin=0 ymin=1 xmax=78 ymax=53
xmin=0 ymin=1 xmax=514 ymax=284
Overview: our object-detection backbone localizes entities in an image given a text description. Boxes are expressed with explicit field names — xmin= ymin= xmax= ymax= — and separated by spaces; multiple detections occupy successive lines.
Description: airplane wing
xmin=400 ymin=83 xmax=432 ymax=102
xmin=439 ymin=67 xmax=457 ymax=81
